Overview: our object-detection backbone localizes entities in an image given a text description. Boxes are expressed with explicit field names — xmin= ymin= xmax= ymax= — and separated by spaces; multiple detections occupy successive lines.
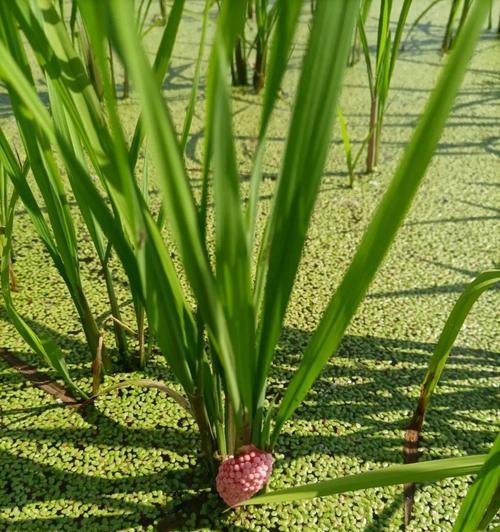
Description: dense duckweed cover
xmin=0 ymin=1 xmax=499 ymax=530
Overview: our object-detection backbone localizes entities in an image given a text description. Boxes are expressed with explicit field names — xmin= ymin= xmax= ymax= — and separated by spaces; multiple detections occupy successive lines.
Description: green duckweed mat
xmin=1 ymin=2 xmax=499 ymax=530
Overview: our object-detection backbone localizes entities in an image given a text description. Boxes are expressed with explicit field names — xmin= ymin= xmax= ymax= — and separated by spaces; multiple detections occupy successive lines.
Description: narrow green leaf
xmin=272 ymin=0 xmax=490 ymax=444
xmin=410 ymin=270 xmax=500 ymax=427
xmin=454 ymin=433 xmax=500 ymax=531
xmin=246 ymin=0 xmax=302 ymax=247
xmin=240 ymin=455 xmax=486 ymax=506
xmin=254 ymin=0 xmax=360 ymax=420
xmin=180 ymin=0 xmax=210 ymax=151
xmin=129 ymin=0 xmax=187 ymax=168
xmin=0 ymin=180 xmax=86 ymax=398
xmin=206 ymin=0 xmax=256 ymax=418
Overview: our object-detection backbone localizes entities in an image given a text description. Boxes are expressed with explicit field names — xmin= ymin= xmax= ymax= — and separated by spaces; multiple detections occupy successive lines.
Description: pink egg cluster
xmin=216 ymin=445 xmax=273 ymax=506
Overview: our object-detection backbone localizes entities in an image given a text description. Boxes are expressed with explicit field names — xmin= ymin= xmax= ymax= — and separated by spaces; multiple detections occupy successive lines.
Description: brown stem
xmin=403 ymin=389 xmax=427 ymax=526
xmin=374 ymin=115 xmax=383 ymax=168
xmin=102 ymin=261 xmax=129 ymax=364
xmin=137 ymin=305 xmax=146 ymax=368
xmin=76 ymin=286 xmax=110 ymax=373
xmin=233 ymin=38 xmax=248 ymax=86
xmin=349 ymin=28 xmax=360 ymax=67
xmin=247 ymin=0 xmax=253 ymax=19
xmin=108 ymin=39 xmax=116 ymax=99
xmin=253 ymin=38 xmax=267 ymax=93
xmin=91 ymin=335 xmax=104 ymax=396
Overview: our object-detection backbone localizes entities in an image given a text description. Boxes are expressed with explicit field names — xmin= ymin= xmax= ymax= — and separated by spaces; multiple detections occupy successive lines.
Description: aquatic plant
xmin=0 ymin=0 xmax=187 ymax=378
xmin=0 ymin=0 xmax=492 ymax=519
xmin=442 ymin=0 xmax=473 ymax=52
xmin=240 ymin=437 xmax=499 ymax=532
xmin=337 ymin=107 xmax=372 ymax=187
xmin=358 ymin=0 xmax=412 ymax=173
xmin=241 ymin=267 xmax=499 ymax=530
xmin=403 ymin=269 xmax=500 ymax=523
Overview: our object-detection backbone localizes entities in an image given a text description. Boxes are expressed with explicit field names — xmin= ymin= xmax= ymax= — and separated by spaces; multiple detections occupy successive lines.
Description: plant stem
xmin=233 ymin=37 xmax=248 ymax=86
xmin=8 ymin=256 xmax=17 ymax=291
xmin=102 ymin=260 xmax=129 ymax=365
xmin=76 ymin=286 xmax=110 ymax=372
xmin=108 ymin=39 xmax=116 ymax=98
xmin=191 ymin=392 xmax=217 ymax=473
xmin=137 ymin=304 xmax=146 ymax=368
xmin=253 ymin=37 xmax=267 ymax=92
xmin=349 ymin=27 xmax=360 ymax=66
xmin=159 ymin=0 xmax=167 ymax=21
xmin=366 ymin=95 xmax=377 ymax=173
xmin=442 ymin=0 xmax=461 ymax=53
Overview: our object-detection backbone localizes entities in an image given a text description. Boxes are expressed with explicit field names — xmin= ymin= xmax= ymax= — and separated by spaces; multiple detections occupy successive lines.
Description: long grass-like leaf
xmin=205 ymin=0 xmax=256 ymax=426
xmin=0 ymin=168 xmax=86 ymax=398
xmin=403 ymin=269 xmax=500 ymax=522
xmin=254 ymin=0 xmax=360 ymax=434
xmin=453 ymin=433 xmax=500 ymax=531
xmin=129 ymin=0 xmax=187 ymax=168
xmin=407 ymin=269 xmax=500 ymax=433
xmin=246 ymin=0 xmax=302 ymax=247
xmin=239 ymin=455 xmax=486 ymax=506
xmin=272 ymin=0 xmax=490 ymax=445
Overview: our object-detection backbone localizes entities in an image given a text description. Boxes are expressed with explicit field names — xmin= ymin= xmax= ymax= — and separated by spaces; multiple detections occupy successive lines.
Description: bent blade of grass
xmin=403 ymin=269 xmax=500 ymax=523
xmin=13 ymin=0 xmax=141 ymax=241
xmin=48 ymin=80 xmax=130 ymax=359
xmin=0 ymin=128 xmax=60 ymax=263
xmin=89 ymin=378 xmax=193 ymax=415
xmin=239 ymin=455 xmax=486 ymax=505
xmin=61 ymin=2 xmax=200 ymax=388
xmin=0 ymin=7 xmax=108 ymax=360
xmin=254 ymin=0 xmax=360 ymax=425
xmin=407 ymin=269 xmax=500 ymax=432
xmin=453 ymin=433 xmax=500 ymax=531
xmin=272 ymin=0 xmax=490 ymax=444
xmin=1 ymin=7 xmax=199 ymax=390
xmin=0 ymin=24 xmax=80 ymax=287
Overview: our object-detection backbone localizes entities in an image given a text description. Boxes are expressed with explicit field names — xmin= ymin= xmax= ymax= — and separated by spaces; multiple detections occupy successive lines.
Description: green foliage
xmin=454 ymin=433 xmax=500 ymax=531
xmin=271 ymin=0 xmax=490 ymax=447
xmin=337 ymin=106 xmax=371 ymax=187
xmin=407 ymin=270 xmax=500 ymax=433
xmin=0 ymin=4 xmax=494 ymax=528
xmin=359 ymin=0 xmax=413 ymax=172
xmin=239 ymin=454 xmax=487 ymax=506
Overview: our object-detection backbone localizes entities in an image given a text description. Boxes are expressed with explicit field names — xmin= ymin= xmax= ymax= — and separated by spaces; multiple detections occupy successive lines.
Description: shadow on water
xmin=1 ymin=324 xmax=497 ymax=530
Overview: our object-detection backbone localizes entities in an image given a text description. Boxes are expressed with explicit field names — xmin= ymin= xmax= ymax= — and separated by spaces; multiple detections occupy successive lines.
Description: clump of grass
xmin=0 ymin=0 xmax=493 ymax=524
xmin=358 ymin=0 xmax=412 ymax=173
